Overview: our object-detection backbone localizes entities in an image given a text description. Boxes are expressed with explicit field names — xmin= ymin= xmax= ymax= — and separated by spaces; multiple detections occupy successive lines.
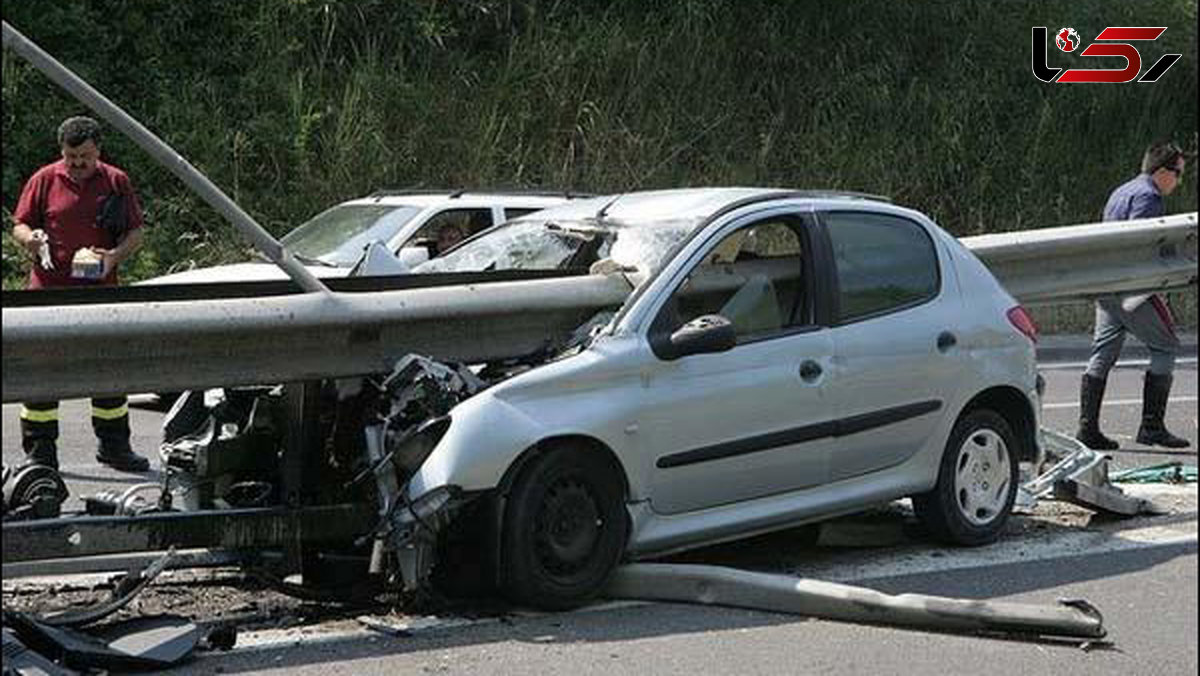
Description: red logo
xmin=1055 ymin=27 xmax=1080 ymax=52
xmin=1032 ymin=26 xmax=1181 ymax=83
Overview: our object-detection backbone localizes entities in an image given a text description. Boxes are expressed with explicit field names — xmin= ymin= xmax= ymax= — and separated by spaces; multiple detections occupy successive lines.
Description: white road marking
xmin=1039 ymin=356 xmax=1198 ymax=371
xmin=1042 ymin=395 xmax=1199 ymax=410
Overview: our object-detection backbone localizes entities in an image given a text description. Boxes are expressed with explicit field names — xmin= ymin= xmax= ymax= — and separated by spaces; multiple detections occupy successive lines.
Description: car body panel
xmin=394 ymin=188 xmax=1039 ymax=560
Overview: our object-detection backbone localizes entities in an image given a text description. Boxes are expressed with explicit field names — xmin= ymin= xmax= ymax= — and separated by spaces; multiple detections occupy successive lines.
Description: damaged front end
xmin=345 ymin=355 xmax=490 ymax=593
xmin=149 ymin=354 xmax=496 ymax=595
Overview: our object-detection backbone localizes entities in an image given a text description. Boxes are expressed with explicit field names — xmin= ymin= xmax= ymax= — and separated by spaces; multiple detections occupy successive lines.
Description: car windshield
xmin=415 ymin=217 xmax=702 ymax=274
xmin=279 ymin=204 xmax=422 ymax=266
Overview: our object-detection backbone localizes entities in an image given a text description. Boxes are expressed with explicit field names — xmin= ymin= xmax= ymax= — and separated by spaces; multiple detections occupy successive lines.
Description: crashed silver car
xmin=167 ymin=188 xmax=1044 ymax=610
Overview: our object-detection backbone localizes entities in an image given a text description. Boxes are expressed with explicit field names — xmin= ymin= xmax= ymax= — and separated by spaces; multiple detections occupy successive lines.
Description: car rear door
xmin=817 ymin=209 xmax=966 ymax=482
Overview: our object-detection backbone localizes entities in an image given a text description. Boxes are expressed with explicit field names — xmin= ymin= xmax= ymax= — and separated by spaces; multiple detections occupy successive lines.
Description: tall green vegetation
xmin=3 ymin=0 xmax=1197 ymax=317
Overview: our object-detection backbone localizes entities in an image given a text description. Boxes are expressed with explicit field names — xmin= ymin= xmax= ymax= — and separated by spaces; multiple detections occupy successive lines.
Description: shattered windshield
xmin=279 ymin=204 xmax=421 ymax=266
xmin=415 ymin=217 xmax=702 ymax=274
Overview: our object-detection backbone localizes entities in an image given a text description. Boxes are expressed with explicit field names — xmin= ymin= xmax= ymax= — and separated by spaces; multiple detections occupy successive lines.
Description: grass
xmin=2 ymin=0 xmax=1196 ymax=311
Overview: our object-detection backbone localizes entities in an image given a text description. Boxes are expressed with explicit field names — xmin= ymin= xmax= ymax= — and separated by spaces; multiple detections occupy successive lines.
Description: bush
xmin=3 ymin=0 xmax=1196 ymax=327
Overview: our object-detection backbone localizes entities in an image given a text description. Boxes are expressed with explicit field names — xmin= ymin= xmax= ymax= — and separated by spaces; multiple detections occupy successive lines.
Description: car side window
xmin=824 ymin=211 xmax=939 ymax=323
xmin=403 ymin=209 xmax=494 ymax=256
xmin=504 ymin=207 xmax=542 ymax=220
xmin=658 ymin=217 xmax=809 ymax=342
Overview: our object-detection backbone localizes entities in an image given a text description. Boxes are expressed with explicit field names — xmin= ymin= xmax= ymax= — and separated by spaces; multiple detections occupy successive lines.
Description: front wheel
xmin=914 ymin=409 xmax=1019 ymax=546
xmin=500 ymin=446 xmax=628 ymax=610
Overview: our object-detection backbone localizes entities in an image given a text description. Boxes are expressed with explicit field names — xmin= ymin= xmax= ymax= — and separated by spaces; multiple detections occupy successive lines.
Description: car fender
xmin=405 ymin=337 xmax=645 ymax=499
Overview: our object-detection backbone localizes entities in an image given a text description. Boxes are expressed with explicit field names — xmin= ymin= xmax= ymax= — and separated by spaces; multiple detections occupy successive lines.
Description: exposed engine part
xmin=84 ymin=483 xmax=166 ymax=516
xmin=2 ymin=464 xmax=69 ymax=521
xmin=349 ymin=355 xmax=486 ymax=590
xmin=159 ymin=386 xmax=284 ymax=510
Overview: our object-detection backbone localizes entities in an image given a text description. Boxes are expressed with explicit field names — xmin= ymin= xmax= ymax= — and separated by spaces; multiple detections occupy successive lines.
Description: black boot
xmin=1076 ymin=374 xmax=1119 ymax=450
xmin=1136 ymin=372 xmax=1190 ymax=448
xmin=96 ymin=441 xmax=151 ymax=472
xmin=93 ymin=398 xmax=151 ymax=472
xmin=24 ymin=438 xmax=59 ymax=470
xmin=20 ymin=408 xmax=60 ymax=470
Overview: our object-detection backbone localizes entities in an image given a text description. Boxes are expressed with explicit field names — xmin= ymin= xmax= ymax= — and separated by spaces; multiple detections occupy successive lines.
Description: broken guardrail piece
xmin=606 ymin=563 xmax=1106 ymax=639
xmin=1019 ymin=430 xmax=1162 ymax=516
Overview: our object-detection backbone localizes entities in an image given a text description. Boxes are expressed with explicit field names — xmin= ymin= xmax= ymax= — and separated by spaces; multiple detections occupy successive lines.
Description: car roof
xmin=343 ymin=191 xmax=578 ymax=209
xmin=518 ymin=188 xmax=891 ymax=224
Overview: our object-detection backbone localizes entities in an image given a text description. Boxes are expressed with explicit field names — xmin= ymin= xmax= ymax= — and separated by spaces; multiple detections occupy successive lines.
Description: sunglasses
xmin=1164 ymin=165 xmax=1184 ymax=177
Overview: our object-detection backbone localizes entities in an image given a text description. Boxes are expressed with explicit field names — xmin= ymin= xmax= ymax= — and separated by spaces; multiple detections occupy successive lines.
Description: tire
xmin=913 ymin=408 xmax=1020 ymax=546
xmin=500 ymin=445 xmax=628 ymax=610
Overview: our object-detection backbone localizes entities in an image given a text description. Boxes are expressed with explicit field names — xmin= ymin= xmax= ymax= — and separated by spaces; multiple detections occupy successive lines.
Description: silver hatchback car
xmin=390 ymin=188 xmax=1042 ymax=609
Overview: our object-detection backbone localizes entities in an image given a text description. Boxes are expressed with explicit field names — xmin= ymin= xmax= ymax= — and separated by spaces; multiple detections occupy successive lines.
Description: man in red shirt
xmin=11 ymin=116 xmax=150 ymax=471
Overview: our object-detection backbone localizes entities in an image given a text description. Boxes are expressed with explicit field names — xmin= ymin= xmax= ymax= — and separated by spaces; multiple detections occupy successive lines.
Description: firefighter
xmin=10 ymin=116 xmax=151 ymax=471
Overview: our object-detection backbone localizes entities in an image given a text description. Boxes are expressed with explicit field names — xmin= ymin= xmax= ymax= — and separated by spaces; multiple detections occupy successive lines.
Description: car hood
xmin=138 ymin=262 xmax=351 ymax=285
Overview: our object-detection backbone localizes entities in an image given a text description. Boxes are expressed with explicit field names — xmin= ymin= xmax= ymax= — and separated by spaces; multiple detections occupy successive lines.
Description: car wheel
xmin=500 ymin=445 xmax=628 ymax=610
xmin=914 ymin=409 xmax=1019 ymax=546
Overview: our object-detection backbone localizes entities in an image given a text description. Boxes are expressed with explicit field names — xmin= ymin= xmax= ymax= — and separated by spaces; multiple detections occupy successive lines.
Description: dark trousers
xmin=21 ymin=396 xmax=132 ymax=459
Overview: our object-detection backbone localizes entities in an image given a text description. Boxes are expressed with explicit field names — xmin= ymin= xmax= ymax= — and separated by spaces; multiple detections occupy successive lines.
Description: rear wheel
xmin=500 ymin=446 xmax=628 ymax=609
xmin=914 ymin=409 xmax=1019 ymax=546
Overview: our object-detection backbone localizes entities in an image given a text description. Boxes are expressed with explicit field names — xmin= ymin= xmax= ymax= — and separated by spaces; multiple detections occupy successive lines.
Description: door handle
xmin=799 ymin=360 xmax=823 ymax=382
xmin=937 ymin=331 xmax=957 ymax=352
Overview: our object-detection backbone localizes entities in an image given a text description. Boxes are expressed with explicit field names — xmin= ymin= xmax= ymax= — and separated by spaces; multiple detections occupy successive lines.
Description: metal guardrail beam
xmin=2 ymin=275 xmax=633 ymax=402
xmin=4 ymin=214 xmax=1195 ymax=402
xmin=963 ymin=212 xmax=1197 ymax=304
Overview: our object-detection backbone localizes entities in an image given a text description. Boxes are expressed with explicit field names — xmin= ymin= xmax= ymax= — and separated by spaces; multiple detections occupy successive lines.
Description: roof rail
xmin=368 ymin=188 xmax=595 ymax=199
xmin=783 ymin=189 xmax=892 ymax=202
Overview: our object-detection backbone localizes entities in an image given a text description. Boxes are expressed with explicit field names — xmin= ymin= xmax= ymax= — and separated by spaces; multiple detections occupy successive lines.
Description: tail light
xmin=1007 ymin=306 xmax=1039 ymax=344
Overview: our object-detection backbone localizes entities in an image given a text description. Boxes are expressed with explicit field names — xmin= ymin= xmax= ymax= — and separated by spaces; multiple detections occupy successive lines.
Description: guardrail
xmin=2 ymin=275 xmax=632 ymax=402
xmin=964 ymin=212 xmax=1197 ymax=304
xmin=4 ymin=213 xmax=1195 ymax=402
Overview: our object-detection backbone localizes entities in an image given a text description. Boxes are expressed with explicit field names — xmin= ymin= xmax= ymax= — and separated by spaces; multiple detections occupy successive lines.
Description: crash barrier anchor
xmin=607 ymin=563 xmax=1106 ymax=639
xmin=1019 ymin=430 xmax=1161 ymax=516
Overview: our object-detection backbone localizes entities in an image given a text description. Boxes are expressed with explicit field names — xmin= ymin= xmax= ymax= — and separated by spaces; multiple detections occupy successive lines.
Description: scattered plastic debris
xmin=1110 ymin=462 xmax=1198 ymax=485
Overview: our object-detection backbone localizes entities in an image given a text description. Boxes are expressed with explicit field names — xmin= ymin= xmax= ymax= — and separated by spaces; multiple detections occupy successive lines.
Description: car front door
xmin=818 ymin=210 xmax=965 ymax=482
xmin=639 ymin=212 xmax=834 ymax=515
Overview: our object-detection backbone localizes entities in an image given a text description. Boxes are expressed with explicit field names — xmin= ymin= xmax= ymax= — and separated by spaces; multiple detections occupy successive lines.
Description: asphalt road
xmin=2 ymin=343 xmax=1197 ymax=675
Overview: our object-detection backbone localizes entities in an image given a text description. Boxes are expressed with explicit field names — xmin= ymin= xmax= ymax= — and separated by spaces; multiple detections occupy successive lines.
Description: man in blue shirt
xmin=1077 ymin=142 xmax=1189 ymax=450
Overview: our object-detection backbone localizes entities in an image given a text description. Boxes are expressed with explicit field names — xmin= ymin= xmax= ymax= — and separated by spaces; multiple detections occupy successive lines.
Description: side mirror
xmin=652 ymin=314 xmax=737 ymax=361
xmin=397 ymin=246 xmax=431 ymax=268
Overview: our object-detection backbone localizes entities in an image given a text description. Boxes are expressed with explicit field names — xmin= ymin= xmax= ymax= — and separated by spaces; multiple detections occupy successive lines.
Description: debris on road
xmin=1018 ymin=430 xmax=1163 ymax=516
xmin=1110 ymin=462 xmax=1198 ymax=484
xmin=606 ymin=563 xmax=1107 ymax=639
xmin=39 ymin=548 xmax=176 ymax=629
